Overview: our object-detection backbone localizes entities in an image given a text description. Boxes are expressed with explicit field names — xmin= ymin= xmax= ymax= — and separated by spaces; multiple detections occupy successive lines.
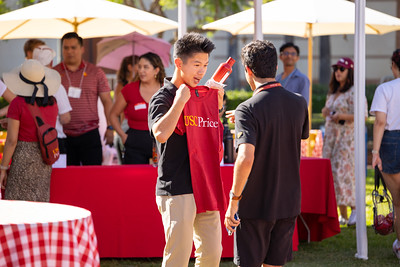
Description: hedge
xmin=226 ymin=83 xmax=378 ymax=114
xmin=225 ymin=84 xmax=377 ymax=140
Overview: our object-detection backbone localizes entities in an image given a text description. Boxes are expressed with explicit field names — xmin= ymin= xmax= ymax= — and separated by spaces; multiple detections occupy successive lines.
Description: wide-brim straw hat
xmin=3 ymin=59 xmax=60 ymax=98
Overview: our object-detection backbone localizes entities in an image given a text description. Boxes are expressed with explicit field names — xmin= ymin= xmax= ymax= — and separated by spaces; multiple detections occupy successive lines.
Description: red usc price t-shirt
xmin=175 ymin=86 xmax=226 ymax=213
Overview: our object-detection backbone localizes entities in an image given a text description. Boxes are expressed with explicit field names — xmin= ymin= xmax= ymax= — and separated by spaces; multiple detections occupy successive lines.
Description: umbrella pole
xmin=307 ymin=23 xmax=313 ymax=156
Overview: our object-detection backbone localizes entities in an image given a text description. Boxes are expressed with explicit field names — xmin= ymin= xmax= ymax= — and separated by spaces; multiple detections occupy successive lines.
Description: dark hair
xmin=134 ymin=52 xmax=166 ymax=84
xmin=117 ymin=56 xmax=139 ymax=86
xmin=173 ymin=32 xmax=215 ymax=63
xmin=328 ymin=67 xmax=354 ymax=94
xmin=24 ymin=39 xmax=45 ymax=57
xmin=391 ymin=49 xmax=400 ymax=70
xmin=279 ymin=42 xmax=299 ymax=55
xmin=241 ymin=40 xmax=277 ymax=79
xmin=61 ymin=32 xmax=83 ymax=46
xmin=23 ymin=96 xmax=56 ymax=107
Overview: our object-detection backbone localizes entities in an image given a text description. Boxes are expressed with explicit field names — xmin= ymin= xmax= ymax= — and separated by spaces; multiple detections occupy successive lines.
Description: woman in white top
xmin=371 ymin=49 xmax=400 ymax=260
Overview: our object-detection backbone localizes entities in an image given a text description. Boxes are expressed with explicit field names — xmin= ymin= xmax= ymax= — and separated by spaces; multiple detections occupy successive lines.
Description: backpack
xmin=27 ymin=102 xmax=59 ymax=165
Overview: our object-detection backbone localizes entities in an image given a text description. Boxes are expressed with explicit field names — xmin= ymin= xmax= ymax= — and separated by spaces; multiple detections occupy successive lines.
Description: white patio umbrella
xmin=202 ymin=0 xmax=400 ymax=112
xmin=0 ymin=0 xmax=178 ymax=39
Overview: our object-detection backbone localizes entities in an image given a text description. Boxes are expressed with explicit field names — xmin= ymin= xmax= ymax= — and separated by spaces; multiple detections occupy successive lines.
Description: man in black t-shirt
xmin=225 ymin=40 xmax=309 ymax=267
xmin=148 ymin=33 xmax=224 ymax=267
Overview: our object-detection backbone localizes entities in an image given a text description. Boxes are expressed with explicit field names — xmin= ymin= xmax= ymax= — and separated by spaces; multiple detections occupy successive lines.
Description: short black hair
xmin=173 ymin=32 xmax=215 ymax=63
xmin=392 ymin=49 xmax=400 ymax=70
xmin=241 ymin=40 xmax=277 ymax=79
xmin=279 ymin=42 xmax=299 ymax=55
xmin=61 ymin=32 xmax=83 ymax=46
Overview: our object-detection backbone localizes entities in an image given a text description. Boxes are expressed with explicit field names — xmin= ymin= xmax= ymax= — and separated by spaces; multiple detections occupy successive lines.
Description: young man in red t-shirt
xmin=148 ymin=33 xmax=224 ymax=267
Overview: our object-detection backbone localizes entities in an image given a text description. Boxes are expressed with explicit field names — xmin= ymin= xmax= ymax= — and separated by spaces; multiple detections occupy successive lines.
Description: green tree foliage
xmin=0 ymin=0 xmax=9 ymax=14
xmin=110 ymin=0 xmax=252 ymax=29
xmin=18 ymin=0 xmax=46 ymax=8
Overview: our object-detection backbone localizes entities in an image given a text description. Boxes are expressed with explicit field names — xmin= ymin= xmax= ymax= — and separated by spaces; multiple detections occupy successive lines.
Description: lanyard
xmin=253 ymin=82 xmax=282 ymax=96
xmin=63 ymin=62 xmax=87 ymax=89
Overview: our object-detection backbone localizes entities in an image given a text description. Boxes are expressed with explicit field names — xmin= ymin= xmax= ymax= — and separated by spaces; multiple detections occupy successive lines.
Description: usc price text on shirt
xmin=184 ymin=115 xmax=219 ymax=128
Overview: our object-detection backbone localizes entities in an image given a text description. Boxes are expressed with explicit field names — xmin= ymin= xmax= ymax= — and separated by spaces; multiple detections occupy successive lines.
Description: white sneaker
xmin=347 ymin=210 xmax=356 ymax=226
xmin=393 ymin=239 xmax=400 ymax=260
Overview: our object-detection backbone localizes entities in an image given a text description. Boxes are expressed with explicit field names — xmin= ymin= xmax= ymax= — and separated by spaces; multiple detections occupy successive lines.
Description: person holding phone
xmin=321 ymin=57 xmax=367 ymax=226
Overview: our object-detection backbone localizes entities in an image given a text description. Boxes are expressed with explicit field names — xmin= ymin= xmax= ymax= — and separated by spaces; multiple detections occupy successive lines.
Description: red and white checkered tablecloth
xmin=0 ymin=200 xmax=99 ymax=267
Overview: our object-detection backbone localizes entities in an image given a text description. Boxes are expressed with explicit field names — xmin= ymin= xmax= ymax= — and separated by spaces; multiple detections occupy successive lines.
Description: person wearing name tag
xmin=110 ymin=52 xmax=165 ymax=164
xmin=53 ymin=32 xmax=114 ymax=166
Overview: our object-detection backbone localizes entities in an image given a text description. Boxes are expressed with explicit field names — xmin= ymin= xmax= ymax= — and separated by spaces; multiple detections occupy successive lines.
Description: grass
xmin=101 ymin=168 xmax=399 ymax=266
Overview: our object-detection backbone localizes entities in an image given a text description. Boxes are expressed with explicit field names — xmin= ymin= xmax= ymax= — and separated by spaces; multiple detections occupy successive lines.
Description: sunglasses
xmin=281 ymin=51 xmax=297 ymax=57
xmin=333 ymin=66 xmax=346 ymax=72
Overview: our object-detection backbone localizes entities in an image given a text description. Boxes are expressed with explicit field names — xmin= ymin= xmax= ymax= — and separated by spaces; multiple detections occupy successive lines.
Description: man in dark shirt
xmin=225 ymin=40 xmax=309 ymax=267
xmin=148 ymin=32 xmax=224 ymax=267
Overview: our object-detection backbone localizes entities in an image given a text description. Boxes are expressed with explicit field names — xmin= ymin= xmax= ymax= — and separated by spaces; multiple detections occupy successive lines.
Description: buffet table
xmin=0 ymin=200 xmax=99 ymax=266
xmin=49 ymin=158 xmax=339 ymax=258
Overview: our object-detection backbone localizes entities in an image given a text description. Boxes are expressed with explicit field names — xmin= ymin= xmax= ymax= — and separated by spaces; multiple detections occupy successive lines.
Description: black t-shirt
xmin=235 ymin=82 xmax=309 ymax=220
xmin=148 ymin=78 xmax=193 ymax=196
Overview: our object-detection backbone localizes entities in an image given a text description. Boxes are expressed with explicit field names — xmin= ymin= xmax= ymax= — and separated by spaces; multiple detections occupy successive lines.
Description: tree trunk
xmin=319 ymin=36 xmax=331 ymax=85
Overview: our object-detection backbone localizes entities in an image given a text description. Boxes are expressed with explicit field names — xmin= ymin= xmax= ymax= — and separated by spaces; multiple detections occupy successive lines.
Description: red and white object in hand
xmin=211 ymin=57 xmax=235 ymax=84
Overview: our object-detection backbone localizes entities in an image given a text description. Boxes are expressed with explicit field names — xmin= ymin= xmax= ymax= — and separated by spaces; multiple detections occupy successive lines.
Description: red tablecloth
xmin=50 ymin=158 xmax=339 ymax=258
xmin=0 ymin=200 xmax=99 ymax=266
xmin=298 ymin=158 xmax=341 ymax=241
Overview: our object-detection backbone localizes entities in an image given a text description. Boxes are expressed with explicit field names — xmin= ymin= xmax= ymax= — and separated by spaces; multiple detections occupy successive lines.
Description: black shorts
xmin=234 ymin=216 xmax=297 ymax=267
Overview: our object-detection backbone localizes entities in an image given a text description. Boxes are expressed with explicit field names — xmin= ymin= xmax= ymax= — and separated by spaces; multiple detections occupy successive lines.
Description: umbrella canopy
xmin=0 ymin=0 xmax=178 ymax=39
xmin=96 ymin=31 xmax=172 ymax=70
xmin=202 ymin=0 xmax=400 ymax=112
xmin=202 ymin=0 xmax=400 ymax=37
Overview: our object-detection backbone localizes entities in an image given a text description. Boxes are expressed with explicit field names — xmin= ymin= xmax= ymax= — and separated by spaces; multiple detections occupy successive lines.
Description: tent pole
xmin=354 ymin=0 xmax=368 ymax=260
xmin=254 ymin=0 xmax=263 ymax=40
xmin=178 ymin=0 xmax=186 ymax=38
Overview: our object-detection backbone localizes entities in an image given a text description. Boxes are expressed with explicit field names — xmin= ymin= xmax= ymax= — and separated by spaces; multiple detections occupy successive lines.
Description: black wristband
xmin=107 ymin=125 xmax=114 ymax=130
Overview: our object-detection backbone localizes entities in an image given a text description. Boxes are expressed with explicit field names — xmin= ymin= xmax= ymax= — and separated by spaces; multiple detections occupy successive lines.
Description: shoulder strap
xmin=26 ymin=102 xmax=44 ymax=128
xmin=375 ymin=166 xmax=387 ymax=191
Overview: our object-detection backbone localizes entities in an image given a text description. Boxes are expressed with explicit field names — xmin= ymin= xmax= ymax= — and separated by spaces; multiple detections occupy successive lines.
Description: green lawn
xmin=101 ymin=168 xmax=400 ymax=266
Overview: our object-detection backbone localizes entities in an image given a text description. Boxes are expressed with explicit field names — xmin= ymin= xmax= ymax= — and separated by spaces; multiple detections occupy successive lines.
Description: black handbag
xmin=372 ymin=166 xmax=394 ymax=235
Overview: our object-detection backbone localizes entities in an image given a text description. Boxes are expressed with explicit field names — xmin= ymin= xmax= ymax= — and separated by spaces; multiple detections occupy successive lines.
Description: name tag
xmin=134 ymin=103 xmax=146 ymax=111
xmin=68 ymin=86 xmax=82 ymax=98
